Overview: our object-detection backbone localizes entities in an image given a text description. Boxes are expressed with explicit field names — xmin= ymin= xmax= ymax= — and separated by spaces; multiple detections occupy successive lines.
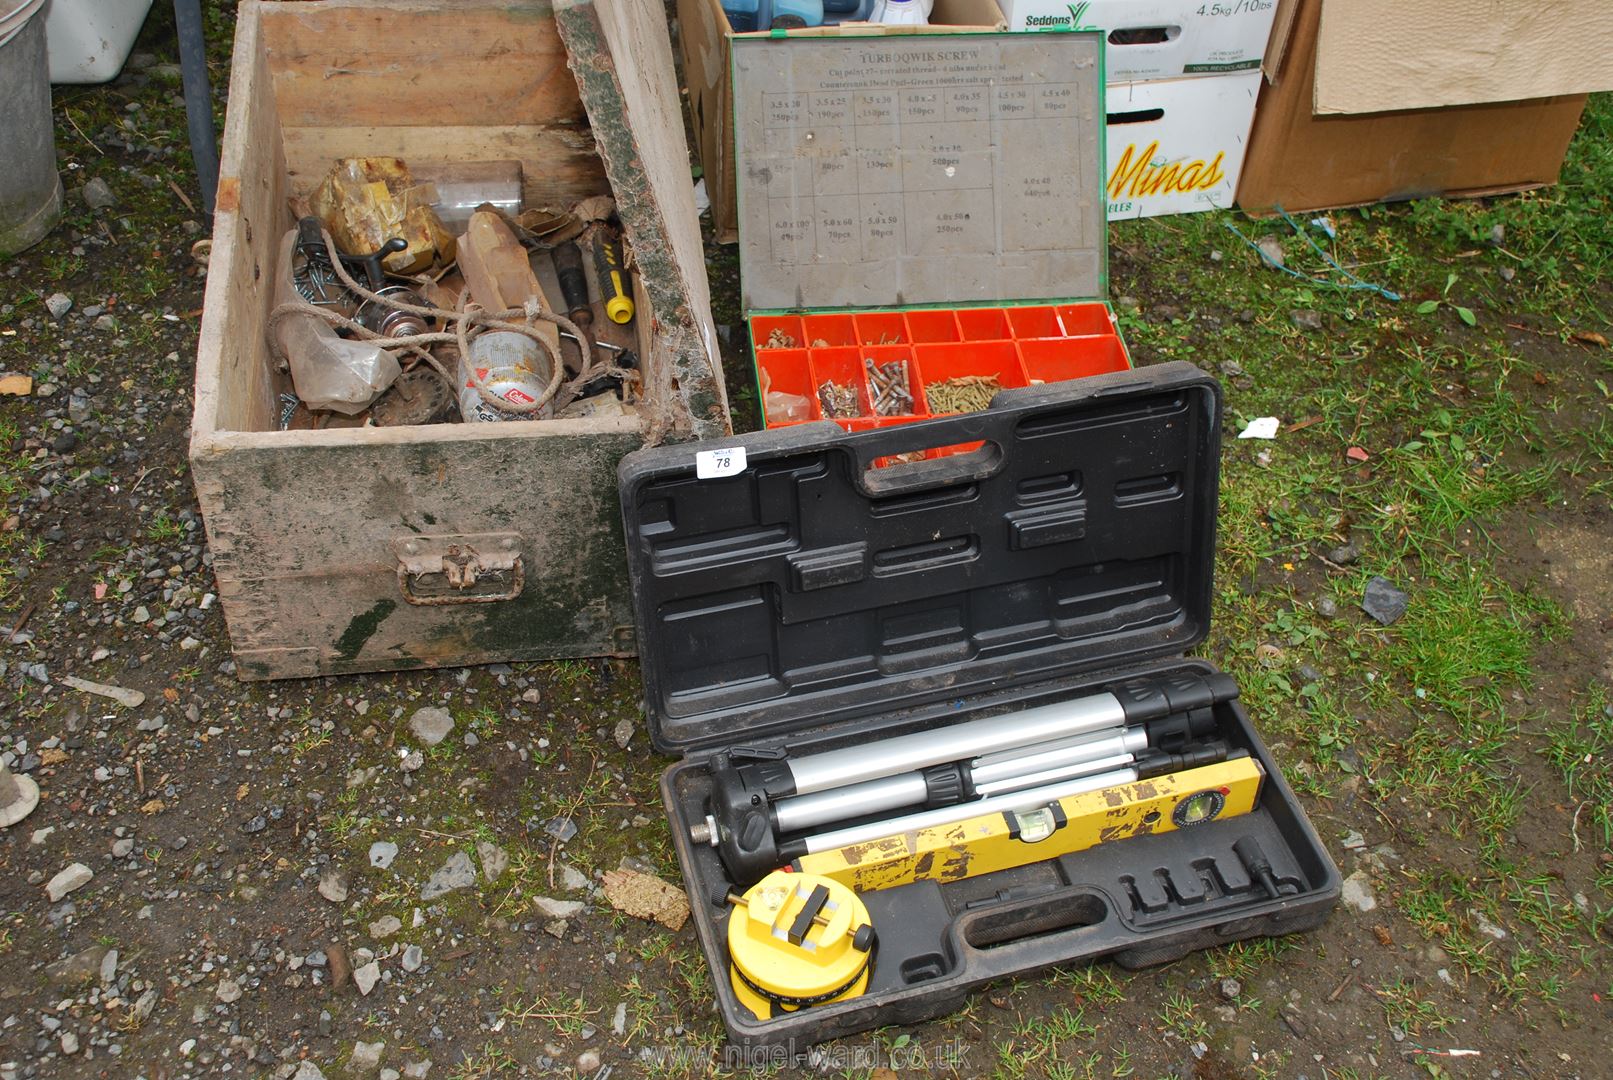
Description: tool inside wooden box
xmin=270 ymin=157 xmax=644 ymax=431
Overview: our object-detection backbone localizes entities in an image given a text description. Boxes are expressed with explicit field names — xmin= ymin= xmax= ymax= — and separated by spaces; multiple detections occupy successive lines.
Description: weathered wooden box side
xmin=189 ymin=0 xmax=723 ymax=680
xmin=556 ymin=0 xmax=727 ymax=435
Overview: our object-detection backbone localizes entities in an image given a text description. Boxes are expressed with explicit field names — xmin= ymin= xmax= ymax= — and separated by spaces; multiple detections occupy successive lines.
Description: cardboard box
xmin=190 ymin=0 xmax=727 ymax=680
xmin=676 ymin=0 xmax=1006 ymax=244
xmin=1313 ymin=0 xmax=1613 ymax=115
xmin=1236 ymin=0 xmax=1589 ymax=214
xmin=999 ymin=0 xmax=1276 ymax=81
xmin=1104 ymin=71 xmax=1260 ymax=219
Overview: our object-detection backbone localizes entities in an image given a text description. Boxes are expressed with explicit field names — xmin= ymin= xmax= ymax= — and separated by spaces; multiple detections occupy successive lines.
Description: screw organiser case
xmin=732 ymin=30 xmax=1139 ymax=447
xmin=618 ymin=361 xmax=1341 ymax=1049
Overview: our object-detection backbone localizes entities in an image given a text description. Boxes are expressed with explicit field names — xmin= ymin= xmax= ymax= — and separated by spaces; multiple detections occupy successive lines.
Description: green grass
xmin=1372 ymin=976 xmax=1453 ymax=1036
xmin=1379 ymin=560 xmax=1564 ymax=721
xmin=147 ymin=509 xmax=184 ymax=543
xmin=446 ymin=1044 xmax=520 ymax=1079
xmin=1544 ymin=683 xmax=1613 ymax=850
xmin=1129 ymin=102 xmax=1613 ymax=1034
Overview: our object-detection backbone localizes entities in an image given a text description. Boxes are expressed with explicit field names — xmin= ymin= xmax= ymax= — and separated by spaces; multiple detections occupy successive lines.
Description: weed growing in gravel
xmin=289 ymin=720 xmax=332 ymax=757
xmin=0 ymin=422 xmax=32 ymax=493
xmin=502 ymin=989 xmax=597 ymax=1037
xmin=465 ymin=704 xmax=504 ymax=739
xmin=147 ymin=508 xmax=184 ymax=542
xmin=0 ymin=419 xmax=27 ymax=600
xmin=446 ymin=1044 xmax=519 ymax=1078
xmin=1544 ymin=682 xmax=1613 ymax=848
xmin=1207 ymin=937 xmax=1298 ymax=984
xmin=1371 ymin=976 xmax=1454 ymax=1036
xmin=1157 ymin=991 xmax=1206 ymax=1041
xmin=551 ymin=659 xmax=595 ymax=687
xmin=1055 ymin=964 xmax=1127 ymax=1006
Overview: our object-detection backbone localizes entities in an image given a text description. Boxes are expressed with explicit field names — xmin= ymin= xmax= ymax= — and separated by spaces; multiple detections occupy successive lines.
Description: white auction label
xmin=695 ymin=446 xmax=747 ymax=479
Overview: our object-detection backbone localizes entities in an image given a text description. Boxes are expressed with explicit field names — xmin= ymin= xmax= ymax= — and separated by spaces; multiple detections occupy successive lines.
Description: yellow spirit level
xmin=789 ymin=756 xmax=1264 ymax=893
xmin=725 ymin=870 xmax=876 ymax=1019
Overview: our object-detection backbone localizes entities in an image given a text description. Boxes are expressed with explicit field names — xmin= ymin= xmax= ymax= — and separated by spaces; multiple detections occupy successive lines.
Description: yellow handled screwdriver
xmin=591 ymin=227 xmax=635 ymax=325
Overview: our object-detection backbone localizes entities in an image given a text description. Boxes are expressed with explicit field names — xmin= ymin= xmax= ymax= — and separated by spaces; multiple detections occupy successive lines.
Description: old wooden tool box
xmin=189 ymin=0 xmax=726 ymax=680
xmin=619 ymin=362 xmax=1341 ymax=1047
xmin=736 ymin=31 xmax=1134 ymax=442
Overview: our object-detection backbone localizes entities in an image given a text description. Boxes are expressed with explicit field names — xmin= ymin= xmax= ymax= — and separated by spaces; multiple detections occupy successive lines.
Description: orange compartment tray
xmin=753 ymin=303 xmax=1130 ymax=447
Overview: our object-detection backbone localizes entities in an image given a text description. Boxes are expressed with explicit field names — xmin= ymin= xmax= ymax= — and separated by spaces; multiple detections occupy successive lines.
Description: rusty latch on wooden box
xmin=392 ymin=532 xmax=524 ymax=606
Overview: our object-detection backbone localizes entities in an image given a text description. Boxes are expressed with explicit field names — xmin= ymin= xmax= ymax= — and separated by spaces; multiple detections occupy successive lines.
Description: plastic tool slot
xmin=963 ymin=892 xmax=1108 ymax=950
xmin=1113 ymin=472 xmax=1182 ymax=507
xmin=870 ymin=535 xmax=979 ymax=577
xmin=1016 ymin=472 xmax=1083 ymax=503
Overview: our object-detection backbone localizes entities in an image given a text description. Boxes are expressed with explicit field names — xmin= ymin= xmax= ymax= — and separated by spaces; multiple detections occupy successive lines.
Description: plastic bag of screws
xmin=817 ymin=379 xmax=861 ymax=419
xmin=864 ymin=357 xmax=915 ymax=417
xmin=761 ymin=368 xmax=810 ymax=424
xmin=925 ymin=374 xmax=1002 ymax=415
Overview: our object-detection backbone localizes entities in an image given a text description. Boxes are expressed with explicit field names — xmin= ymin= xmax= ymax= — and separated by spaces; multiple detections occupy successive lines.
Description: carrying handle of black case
xmin=949 ymin=885 xmax=1115 ymax=981
xmin=851 ymin=412 xmax=1007 ymax=497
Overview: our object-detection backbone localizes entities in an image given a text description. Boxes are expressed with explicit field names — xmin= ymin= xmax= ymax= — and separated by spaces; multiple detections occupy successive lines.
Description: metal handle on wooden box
xmin=393 ymin=532 xmax=524 ymax=606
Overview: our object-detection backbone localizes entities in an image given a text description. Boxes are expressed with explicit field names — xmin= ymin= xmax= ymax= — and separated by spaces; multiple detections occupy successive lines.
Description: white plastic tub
xmin=45 ymin=0 xmax=154 ymax=83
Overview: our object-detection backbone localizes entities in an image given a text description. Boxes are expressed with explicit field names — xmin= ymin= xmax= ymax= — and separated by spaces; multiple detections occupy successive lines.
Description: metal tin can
xmin=459 ymin=330 xmax=554 ymax=423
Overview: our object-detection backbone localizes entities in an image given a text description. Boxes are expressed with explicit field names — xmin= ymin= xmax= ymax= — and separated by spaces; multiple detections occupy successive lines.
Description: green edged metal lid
xmin=732 ymin=30 xmax=1107 ymax=314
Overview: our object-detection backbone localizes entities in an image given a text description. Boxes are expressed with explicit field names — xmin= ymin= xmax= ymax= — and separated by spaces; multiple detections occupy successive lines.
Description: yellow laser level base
xmin=791 ymin=757 xmax=1265 ymax=893
xmin=726 ymin=871 xmax=875 ymax=1020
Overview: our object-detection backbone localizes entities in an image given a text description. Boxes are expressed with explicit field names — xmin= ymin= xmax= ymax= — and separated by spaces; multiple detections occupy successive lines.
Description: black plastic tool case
xmin=618 ymin=362 xmax=1340 ymax=1049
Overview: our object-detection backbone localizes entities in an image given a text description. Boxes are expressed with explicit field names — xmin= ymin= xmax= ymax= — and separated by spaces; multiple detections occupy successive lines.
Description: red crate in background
xmin=957 ymin=307 xmax=1011 ymax=340
xmin=1006 ymin=305 xmax=1062 ymax=339
xmin=1056 ymin=302 xmax=1115 ymax=337
xmin=752 ymin=303 xmax=1132 ymax=436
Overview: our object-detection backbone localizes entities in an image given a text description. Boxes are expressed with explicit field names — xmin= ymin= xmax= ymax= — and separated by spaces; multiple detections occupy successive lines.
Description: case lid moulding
xmin=618 ymin=360 xmax=1222 ymax=756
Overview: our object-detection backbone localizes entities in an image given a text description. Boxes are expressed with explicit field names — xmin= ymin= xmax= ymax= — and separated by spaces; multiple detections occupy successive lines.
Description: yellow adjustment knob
xmin=726 ymin=871 xmax=874 ymax=1020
